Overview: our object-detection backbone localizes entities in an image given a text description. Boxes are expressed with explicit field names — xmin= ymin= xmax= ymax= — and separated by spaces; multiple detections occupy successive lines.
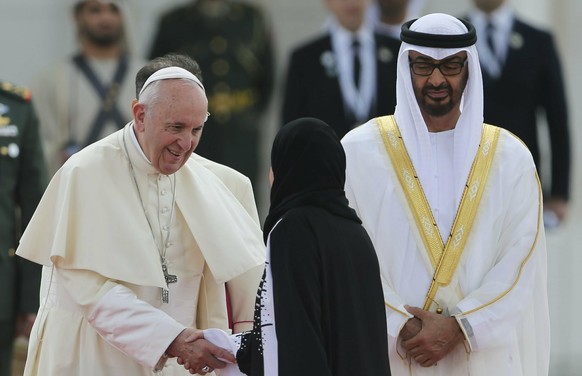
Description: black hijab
xmin=263 ymin=117 xmax=361 ymax=243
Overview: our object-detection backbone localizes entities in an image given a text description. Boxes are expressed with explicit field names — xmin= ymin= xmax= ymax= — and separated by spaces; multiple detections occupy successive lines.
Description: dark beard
xmin=81 ymin=27 xmax=123 ymax=47
xmin=420 ymin=84 xmax=455 ymax=117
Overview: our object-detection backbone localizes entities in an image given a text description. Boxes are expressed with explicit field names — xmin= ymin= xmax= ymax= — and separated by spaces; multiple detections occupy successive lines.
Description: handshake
xmin=160 ymin=328 xmax=244 ymax=375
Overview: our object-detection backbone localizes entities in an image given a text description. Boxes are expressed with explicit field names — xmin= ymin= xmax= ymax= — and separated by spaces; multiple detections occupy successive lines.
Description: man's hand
xmin=15 ymin=313 xmax=36 ymax=338
xmin=400 ymin=316 xmax=422 ymax=341
xmin=166 ymin=328 xmax=236 ymax=374
xmin=401 ymin=305 xmax=464 ymax=367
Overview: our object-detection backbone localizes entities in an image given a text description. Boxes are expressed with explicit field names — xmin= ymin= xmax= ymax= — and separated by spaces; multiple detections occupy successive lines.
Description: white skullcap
xmin=139 ymin=66 xmax=205 ymax=98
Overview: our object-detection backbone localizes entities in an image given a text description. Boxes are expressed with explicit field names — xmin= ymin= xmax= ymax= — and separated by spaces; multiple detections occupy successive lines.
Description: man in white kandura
xmin=17 ymin=60 xmax=265 ymax=375
xmin=342 ymin=13 xmax=549 ymax=375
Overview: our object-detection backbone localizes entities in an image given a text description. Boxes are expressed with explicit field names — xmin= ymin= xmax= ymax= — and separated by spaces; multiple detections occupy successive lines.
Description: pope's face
xmin=133 ymin=80 xmax=208 ymax=175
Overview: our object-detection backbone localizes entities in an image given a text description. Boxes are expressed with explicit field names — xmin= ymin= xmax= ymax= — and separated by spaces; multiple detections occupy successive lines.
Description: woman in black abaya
xmin=236 ymin=117 xmax=391 ymax=375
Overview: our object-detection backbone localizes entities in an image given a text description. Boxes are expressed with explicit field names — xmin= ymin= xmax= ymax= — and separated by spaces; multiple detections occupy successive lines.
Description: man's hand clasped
xmin=399 ymin=305 xmax=465 ymax=367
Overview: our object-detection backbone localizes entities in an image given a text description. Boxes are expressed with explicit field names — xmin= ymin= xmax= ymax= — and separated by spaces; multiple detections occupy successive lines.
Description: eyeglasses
xmin=409 ymin=59 xmax=467 ymax=76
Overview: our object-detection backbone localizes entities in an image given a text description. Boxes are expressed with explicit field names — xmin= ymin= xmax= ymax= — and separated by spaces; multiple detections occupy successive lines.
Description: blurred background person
xmin=0 ymin=80 xmax=47 ymax=376
xmin=31 ymin=0 xmax=144 ymax=176
xmin=366 ymin=0 xmax=428 ymax=38
xmin=282 ymin=0 xmax=400 ymax=139
xmin=466 ymin=0 xmax=571 ymax=227
xmin=148 ymin=0 xmax=275 ymax=202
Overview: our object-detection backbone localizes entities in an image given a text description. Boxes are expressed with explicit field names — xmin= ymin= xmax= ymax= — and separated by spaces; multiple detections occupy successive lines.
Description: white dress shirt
xmin=329 ymin=19 xmax=376 ymax=123
xmin=469 ymin=4 xmax=514 ymax=78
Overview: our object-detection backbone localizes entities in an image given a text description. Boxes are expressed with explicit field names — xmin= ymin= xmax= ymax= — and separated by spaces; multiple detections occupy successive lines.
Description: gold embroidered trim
xmin=378 ymin=116 xmax=443 ymax=268
xmin=377 ymin=116 xmax=500 ymax=311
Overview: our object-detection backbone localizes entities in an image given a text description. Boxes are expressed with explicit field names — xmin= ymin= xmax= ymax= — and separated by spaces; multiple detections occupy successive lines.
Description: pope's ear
xmin=132 ymin=100 xmax=146 ymax=130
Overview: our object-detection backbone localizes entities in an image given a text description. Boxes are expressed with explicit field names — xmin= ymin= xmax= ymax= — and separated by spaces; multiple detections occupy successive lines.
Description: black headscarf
xmin=263 ymin=117 xmax=361 ymax=243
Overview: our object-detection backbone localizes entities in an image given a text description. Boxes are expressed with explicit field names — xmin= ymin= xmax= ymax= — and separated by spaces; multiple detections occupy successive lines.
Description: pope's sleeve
xmin=55 ymin=266 xmax=184 ymax=370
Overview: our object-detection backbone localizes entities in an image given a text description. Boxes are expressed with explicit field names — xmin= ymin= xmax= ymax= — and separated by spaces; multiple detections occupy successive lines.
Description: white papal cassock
xmin=17 ymin=123 xmax=265 ymax=375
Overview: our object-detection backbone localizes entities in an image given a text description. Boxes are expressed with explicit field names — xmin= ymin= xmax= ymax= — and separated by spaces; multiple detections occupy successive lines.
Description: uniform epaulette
xmin=0 ymin=81 xmax=32 ymax=102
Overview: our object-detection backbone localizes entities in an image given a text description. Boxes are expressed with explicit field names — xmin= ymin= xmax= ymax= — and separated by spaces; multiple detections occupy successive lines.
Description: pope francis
xmin=17 ymin=59 xmax=265 ymax=375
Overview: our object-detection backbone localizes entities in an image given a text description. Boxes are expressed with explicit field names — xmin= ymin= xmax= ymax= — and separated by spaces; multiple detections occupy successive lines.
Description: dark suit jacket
xmin=476 ymin=18 xmax=570 ymax=200
xmin=282 ymin=33 xmax=400 ymax=139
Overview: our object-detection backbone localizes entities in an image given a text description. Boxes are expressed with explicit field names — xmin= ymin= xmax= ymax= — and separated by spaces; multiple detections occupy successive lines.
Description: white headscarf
xmin=394 ymin=13 xmax=484 ymax=208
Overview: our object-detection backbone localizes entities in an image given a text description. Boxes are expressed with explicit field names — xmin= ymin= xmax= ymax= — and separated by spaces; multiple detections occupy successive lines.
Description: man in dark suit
xmin=0 ymin=81 xmax=47 ymax=376
xmin=467 ymin=0 xmax=571 ymax=226
xmin=282 ymin=0 xmax=400 ymax=139
xmin=366 ymin=0 xmax=427 ymax=39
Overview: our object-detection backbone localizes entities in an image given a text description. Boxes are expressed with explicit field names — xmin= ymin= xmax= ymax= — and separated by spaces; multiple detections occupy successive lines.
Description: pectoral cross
xmin=161 ymin=259 xmax=177 ymax=304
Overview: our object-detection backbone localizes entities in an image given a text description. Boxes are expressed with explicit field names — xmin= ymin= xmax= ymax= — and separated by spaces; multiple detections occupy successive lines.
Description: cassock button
xmin=161 ymin=207 xmax=169 ymax=213
xmin=163 ymin=225 xmax=169 ymax=231
xmin=8 ymin=248 xmax=16 ymax=257
xmin=161 ymin=190 xmax=167 ymax=196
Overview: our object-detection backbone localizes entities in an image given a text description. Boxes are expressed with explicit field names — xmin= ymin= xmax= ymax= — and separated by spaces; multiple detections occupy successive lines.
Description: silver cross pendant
xmin=162 ymin=288 xmax=170 ymax=304
xmin=162 ymin=263 xmax=178 ymax=284
xmin=161 ymin=260 xmax=177 ymax=303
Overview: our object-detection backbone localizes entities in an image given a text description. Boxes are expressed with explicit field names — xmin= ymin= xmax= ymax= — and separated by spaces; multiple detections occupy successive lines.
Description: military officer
xmin=0 ymin=80 xmax=47 ymax=376
xmin=149 ymin=0 xmax=275 ymax=202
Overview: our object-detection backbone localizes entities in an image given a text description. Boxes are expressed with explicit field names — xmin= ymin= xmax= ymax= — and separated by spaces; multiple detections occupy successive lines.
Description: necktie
xmin=486 ymin=21 xmax=497 ymax=60
xmin=352 ymin=38 xmax=361 ymax=90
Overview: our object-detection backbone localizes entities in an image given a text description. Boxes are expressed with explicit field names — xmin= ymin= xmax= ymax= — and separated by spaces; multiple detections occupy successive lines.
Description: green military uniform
xmin=0 ymin=81 xmax=47 ymax=376
xmin=149 ymin=0 xmax=274 ymax=193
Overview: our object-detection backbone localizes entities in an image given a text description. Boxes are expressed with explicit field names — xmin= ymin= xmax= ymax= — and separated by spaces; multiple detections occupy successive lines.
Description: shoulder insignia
xmin=0 ymin=81 xmax=32 ymax=102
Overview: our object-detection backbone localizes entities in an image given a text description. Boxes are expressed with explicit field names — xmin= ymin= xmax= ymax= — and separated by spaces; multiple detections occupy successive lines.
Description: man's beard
xmin=81 ymin=27 xmax=123 ymax=47
xmin=420 ymin=84 xmax=456 ymax=117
